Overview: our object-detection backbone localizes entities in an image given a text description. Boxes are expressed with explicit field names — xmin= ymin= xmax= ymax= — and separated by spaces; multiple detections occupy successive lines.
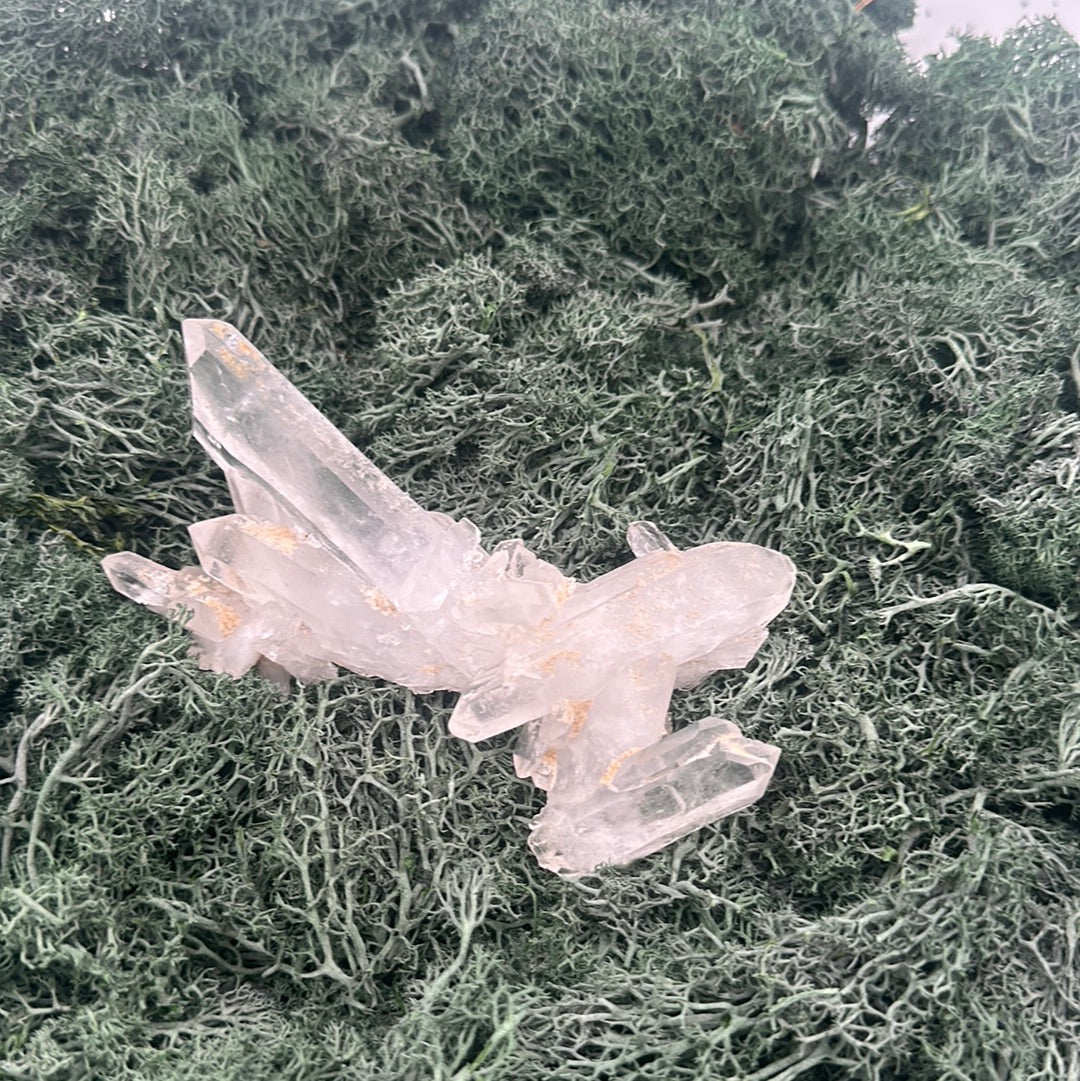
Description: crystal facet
xmin=103 ymin=320 xmax=797 ymax=874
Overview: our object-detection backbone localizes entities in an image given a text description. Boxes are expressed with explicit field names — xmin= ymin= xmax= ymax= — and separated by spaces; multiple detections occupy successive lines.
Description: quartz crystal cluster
xmin=103 ymin=321 xmax=796 ymax=874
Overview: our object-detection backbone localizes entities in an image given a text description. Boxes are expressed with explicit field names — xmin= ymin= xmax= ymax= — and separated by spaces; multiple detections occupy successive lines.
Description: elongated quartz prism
xmin=103 ymin=320 xmax=796 ymax=874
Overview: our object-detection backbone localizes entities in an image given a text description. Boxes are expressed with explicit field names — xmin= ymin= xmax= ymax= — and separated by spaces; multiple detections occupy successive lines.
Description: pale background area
xmin=900 ymin=0 xmax=1080 ymax=58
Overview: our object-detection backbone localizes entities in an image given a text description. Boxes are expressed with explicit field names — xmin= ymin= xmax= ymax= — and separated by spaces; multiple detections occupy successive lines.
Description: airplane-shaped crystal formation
xmin=103 ymin=320 xmax=796 ymax=875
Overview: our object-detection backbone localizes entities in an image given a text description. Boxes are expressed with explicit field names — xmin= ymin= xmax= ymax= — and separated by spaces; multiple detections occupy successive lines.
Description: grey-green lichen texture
xmin=1 ymin=0 xmax=1078 ymax=1078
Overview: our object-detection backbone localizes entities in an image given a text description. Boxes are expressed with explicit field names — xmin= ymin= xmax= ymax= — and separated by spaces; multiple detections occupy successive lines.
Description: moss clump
xmin=439 ymin=0 xmax=882 ymax=302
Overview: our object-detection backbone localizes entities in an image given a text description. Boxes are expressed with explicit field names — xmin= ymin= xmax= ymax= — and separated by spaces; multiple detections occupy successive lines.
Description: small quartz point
xmin=626 ymin=520 xmax=677 ymax=557
xmin=103 ymin=320 xmax=797 ymax=875
xmin=528 ymin=716 xmax=780 ymax=873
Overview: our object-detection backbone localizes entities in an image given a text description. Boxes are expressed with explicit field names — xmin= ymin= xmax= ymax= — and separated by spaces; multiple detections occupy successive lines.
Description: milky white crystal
xmin=103 ymin=320 xmax=796 ymax=875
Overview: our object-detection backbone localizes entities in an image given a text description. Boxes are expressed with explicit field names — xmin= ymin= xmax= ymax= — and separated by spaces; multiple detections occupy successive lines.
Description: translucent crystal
xmin=103 ymin=320 xmax=797 ymax=874
xmin=528 ymin=717 xmax=781 ymax=873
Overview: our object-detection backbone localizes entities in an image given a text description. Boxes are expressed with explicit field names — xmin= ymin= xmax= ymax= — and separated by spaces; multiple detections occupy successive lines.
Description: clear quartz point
xmin=103 ymin=320 xmax=797 ymax=874
xmin=528 ymin=716 xmax=780 ymax=874
xmin=626 ymin=520 xmax=677 ymax=557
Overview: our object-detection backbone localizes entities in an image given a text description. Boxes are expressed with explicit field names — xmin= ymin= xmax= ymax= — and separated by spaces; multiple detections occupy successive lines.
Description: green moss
xmin=2 ymin=0 xmax=1079 ymax=1077
xmin=977 ymin=485 xmax=1080 ymax=608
